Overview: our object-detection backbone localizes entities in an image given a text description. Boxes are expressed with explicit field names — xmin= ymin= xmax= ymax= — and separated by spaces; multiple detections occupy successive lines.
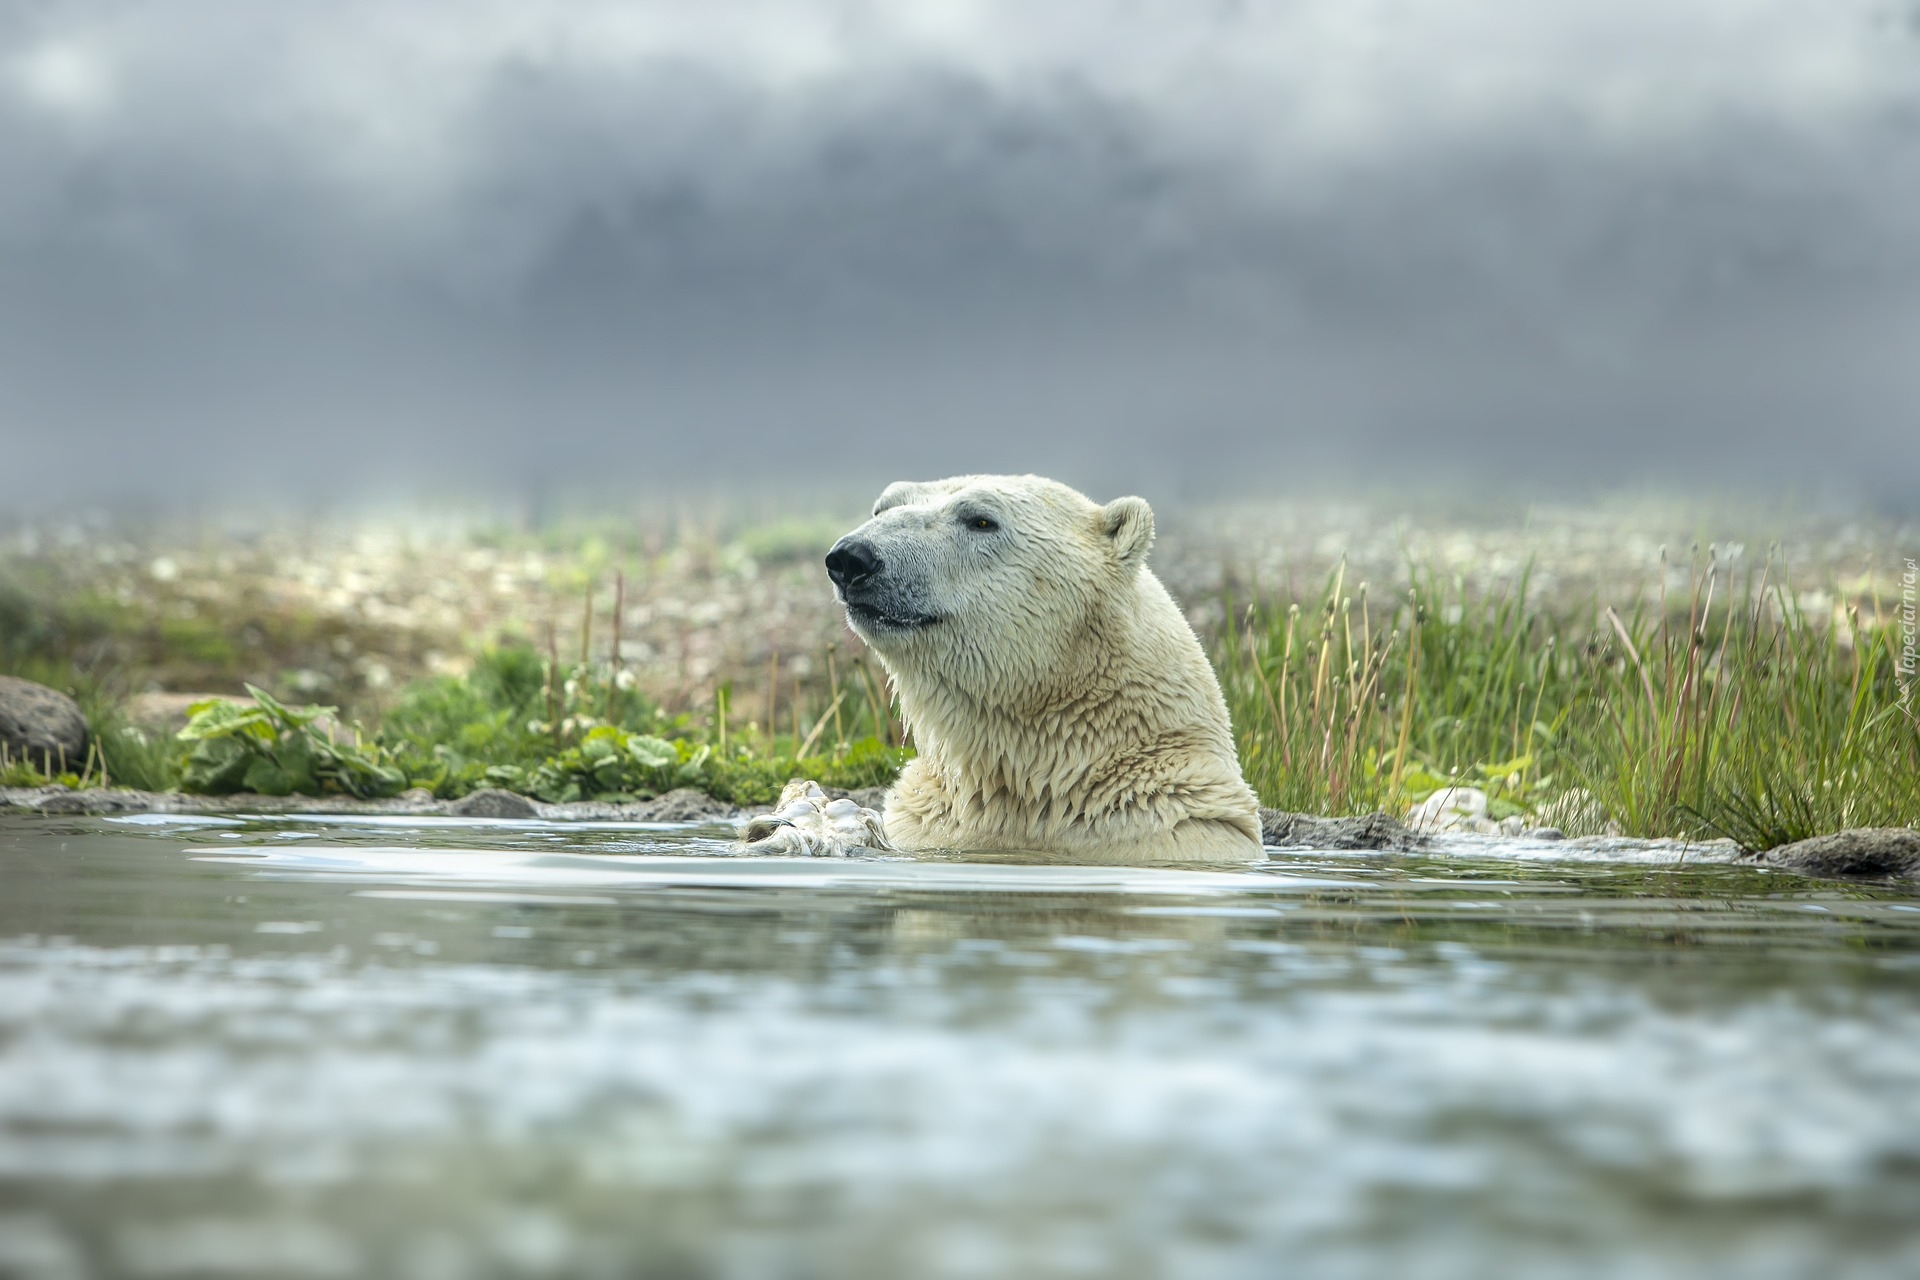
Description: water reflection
xmin=1 ymin=815 xmax=1917 ymax=1279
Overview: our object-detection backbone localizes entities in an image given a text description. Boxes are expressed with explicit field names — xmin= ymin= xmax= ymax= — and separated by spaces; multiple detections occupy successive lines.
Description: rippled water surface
xmin=3 ymin=814 xmax=1918 ymax=1280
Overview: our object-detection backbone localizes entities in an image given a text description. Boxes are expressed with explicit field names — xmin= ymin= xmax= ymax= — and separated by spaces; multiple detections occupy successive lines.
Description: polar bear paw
xmin=740 ymin=780 xmax=890 ymax=857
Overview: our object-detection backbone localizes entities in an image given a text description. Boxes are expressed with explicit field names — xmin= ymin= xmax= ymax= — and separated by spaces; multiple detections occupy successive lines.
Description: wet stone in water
xmin=1754 ymin=828 xmax=1920 ymax=880
xmin=1260 ymin=809 xmax=1425 ymax=851
xmin=447 ymin=788 xmax=540 ymax=819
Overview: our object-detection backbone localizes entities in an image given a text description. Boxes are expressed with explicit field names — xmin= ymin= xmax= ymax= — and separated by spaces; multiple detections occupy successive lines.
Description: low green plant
xmin=377 ymin=645 xmax=585 ymax=796
xmin=0 ymin=754 xmax=51 ymax=788
xmin=698 ymin=736 xmax=908 ymax=807
xmin=480 ymin=725 xmax=692 ymax=803
xmin=159 ymin=642 xmax=912 ymax=808
xmin=472 ymin=724 xmax=907 ymax=807
xmin=75 ymin=682 xmax=183 ymax=793
xmin=178 ymin=685 xmax=406 ymax=798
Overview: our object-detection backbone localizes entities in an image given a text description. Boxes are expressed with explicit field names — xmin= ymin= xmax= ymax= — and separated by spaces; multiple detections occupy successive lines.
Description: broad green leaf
xmin=243 ymin=684 xmax=333 ymax=731
xmin=626 ymin=735 xmax=677 ymax=769
xmin=243 ymin=756 xmax=295 ymax=797
xmin=181 ymin=737 xmax=255 ymax=793
xmin=176 ymin=700 xmax=273 ymax=742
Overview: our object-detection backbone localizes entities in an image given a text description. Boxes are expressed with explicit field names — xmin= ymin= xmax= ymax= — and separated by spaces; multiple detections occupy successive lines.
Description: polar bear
xmin=743 ymin=475 xmax=1262 ymax=864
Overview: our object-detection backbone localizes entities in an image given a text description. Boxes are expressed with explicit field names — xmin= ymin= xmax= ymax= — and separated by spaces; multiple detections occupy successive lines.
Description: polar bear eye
xmin=966 ymin=515 xmax=1000 ymax=533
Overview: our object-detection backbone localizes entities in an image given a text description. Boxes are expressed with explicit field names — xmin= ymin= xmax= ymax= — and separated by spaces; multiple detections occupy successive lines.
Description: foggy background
xmin=3 ymin=0 xmax=1919 ymax=511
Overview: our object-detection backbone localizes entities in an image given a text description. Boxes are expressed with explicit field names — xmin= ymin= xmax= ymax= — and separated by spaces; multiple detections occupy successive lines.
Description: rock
xmin=394 ymin=787 xmax=438 ymax=807
xmin=642 ymin=788 xmax=737 ymax=822
xmin=29 ymin=787 xmax=164 ymax=815
xmin=1526 ymin=827 xmax=1566 ymax=841
xmin=1260 ymin=809 xmax=1426 ymax=852
xmin=0 ymin=676 xmax=89 ymax=774
xmin=1750 ymin=829 xmax=1920 ymax=881
xmin=448 ymin=788 xmax=540 ymax=819
xmin=1497 ymin=815 xmax=1527 ymax=837
xmin=1405 ymin=786 xmax=1493 ymax=833
xmin=1 ymin=786 xmax=229 ymax=815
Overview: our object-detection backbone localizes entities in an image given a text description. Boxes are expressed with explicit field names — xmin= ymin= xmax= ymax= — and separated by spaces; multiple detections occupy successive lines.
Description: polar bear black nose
xmin=826 ymin=538 xmax=882 ymax=589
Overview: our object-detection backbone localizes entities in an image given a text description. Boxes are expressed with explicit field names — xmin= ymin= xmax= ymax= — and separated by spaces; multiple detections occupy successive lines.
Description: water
xmin=2 ymin=815 xmax=1918 ymax=1280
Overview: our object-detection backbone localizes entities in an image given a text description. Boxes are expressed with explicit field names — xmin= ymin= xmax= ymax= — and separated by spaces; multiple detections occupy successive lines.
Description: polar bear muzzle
xmin=826 ymin=535 xmax=944 ymax=636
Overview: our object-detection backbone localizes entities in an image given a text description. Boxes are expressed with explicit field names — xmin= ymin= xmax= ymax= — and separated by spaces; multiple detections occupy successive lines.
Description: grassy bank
xmin=1217 ymin=551 xmax=1920 ymax=846
xmin=9 ymin=543 xmax=1917 ymax=849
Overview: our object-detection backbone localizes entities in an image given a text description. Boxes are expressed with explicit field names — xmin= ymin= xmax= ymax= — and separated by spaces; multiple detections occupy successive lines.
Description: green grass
xmin=1583 ymin=561 xmax=1920 ymax=848
xmin=1217 ymin=552 xmax=1920 ymax=848
xmin=1219 ymin=562 xmax=1579 ymax=821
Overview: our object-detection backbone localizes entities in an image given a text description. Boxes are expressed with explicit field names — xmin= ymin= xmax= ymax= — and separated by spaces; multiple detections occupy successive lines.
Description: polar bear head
xmin=824 ymin=474 xmax=1155 ymax=699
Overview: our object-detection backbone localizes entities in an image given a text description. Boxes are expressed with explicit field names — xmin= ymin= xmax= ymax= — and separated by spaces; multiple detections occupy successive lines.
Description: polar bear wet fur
xmin=747 ymin=474 xmax=1262 ymax=864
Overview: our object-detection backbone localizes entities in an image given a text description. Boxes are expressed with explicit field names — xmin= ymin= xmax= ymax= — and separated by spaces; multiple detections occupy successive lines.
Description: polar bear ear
xmin=1099 ymin=496 xmax=1155 ymax=567
xmin=873 ymin=481 xmax=930 ymax=516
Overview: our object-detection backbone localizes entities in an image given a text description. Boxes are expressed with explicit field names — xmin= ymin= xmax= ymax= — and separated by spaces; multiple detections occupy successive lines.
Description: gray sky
xmin=3 ymin=1 xmax=1919 ymax=509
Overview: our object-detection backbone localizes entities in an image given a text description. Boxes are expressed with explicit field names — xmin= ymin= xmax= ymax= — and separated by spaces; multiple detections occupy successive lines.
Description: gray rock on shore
xmin=0 ymin=676 xmax=89 ymax=774
xmin=19 ymin=786 xmax=163 ymax=815
xmin=442 ymin=787 xmax=737 ymax=822
xmin=1749 ymin=828 xmax=1920 ymax=881
xmin=447 ymin=788 xmax=542 ymax=819
xmin=1261 ymin=809 xmax=1427 ymax=852
xmin=644 ymin=788 xmax=740 ymax=822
